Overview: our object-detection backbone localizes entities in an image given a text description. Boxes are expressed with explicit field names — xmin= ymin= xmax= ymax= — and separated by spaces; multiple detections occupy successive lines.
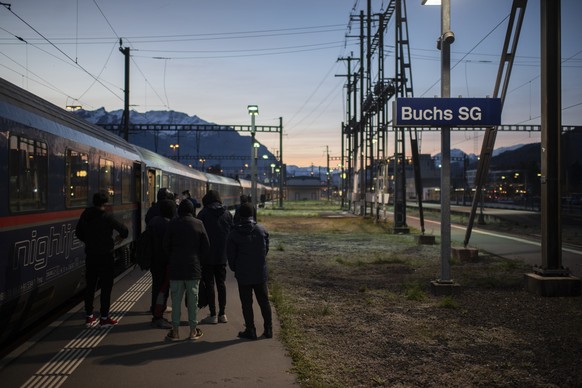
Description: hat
xmin=239 ymin=202 xmax=254 ymax=218
xmin=203 ymin=190 xmax=222 ymax=206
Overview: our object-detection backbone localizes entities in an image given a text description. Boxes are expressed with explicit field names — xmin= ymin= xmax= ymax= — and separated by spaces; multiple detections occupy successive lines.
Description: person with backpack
xmin=75 ymin=192 xmax=128 ymax=328
xmin=227 ymin=202 xmax=272 ymax=340
xmin=148 ymin=199 xmax=176 ymax=329
xmin=163 ymin=199 xmax=210 ymax=341
xmin=197 ymin=190 xmax=233 ymax=324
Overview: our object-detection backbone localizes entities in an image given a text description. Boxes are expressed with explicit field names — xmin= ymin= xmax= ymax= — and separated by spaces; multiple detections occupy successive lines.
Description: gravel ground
xmin=263 ymin=207 xmax=582 ymax=388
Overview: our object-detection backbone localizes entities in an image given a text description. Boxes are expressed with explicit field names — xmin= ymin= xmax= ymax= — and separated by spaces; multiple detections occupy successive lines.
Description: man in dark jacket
xmin=227 ymin=202 xmax=272 ymax=340
xmin=148 ymin=199 xmax=176 ymax=329
xmin=197 ymin=190 xmax=233 ymax=324
xmin=163 ymin=199 xmax=210 ymax=341
xmin=75 ymin=192 xmax=128 ymax=328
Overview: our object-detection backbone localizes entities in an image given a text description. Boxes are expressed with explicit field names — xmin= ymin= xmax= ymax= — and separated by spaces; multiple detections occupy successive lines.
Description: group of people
xmin=75 ymin=189 xmax=272 ymax=342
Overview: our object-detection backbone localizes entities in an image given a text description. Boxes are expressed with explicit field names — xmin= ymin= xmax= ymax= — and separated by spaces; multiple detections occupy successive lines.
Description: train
xmin=0 ymin=77 xmax=273 ymax=346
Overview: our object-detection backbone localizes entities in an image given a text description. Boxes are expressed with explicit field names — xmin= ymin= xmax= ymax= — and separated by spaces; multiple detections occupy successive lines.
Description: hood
xmin=207 ymin=202 xmax=226 ymax=213
xmin=234 ymin=218 xmax=257 ymax=235
xmin=157 ymin=188 xmax=174 ymax=202
xmin=178 ymin=198 xmax=194 ymax=216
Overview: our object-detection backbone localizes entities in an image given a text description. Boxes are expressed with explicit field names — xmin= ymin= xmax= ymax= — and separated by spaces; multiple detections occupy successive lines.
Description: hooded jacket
xmin=145 ymin=188 xmax=175 ymax=224
xmin=163 ymin=200 xmax=210 ymax=280
xmin=75 ymin=206 xmax=128 ymax=257
xmin=226 ymin=217 xmax=269 ymax=285
xmin=197 ymin=201 xmax=233 ymax=265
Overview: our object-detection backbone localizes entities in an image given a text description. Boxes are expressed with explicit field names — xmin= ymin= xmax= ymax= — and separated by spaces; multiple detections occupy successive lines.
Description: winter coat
xmin=145 ymin=199 xmax=176 ymax=224
xmin=226 ymin=217 xmax=270 ymax=285
xmin=163 ymin=213 xmax=210 ymax=281
xmin=148 ymin=215 xmax=171 ymax=272
xmin=197 ymin=202 xmax=234 ymax=265
xmin=75 ymin=206 xmax=128 ymax=256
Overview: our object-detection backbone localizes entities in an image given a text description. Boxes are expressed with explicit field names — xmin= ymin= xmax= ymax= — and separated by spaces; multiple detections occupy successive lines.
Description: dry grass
xmin=262 ymin=201 xmax=582 ymax=388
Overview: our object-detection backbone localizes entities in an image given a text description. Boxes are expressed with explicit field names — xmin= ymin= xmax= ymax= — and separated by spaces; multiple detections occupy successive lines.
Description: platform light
xmin=422 ymin=0 xmax=441 ymax=5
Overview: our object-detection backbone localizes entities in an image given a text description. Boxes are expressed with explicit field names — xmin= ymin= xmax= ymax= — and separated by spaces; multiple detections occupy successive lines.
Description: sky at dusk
xmin=1 ymin=0 xmax=581 ymax=167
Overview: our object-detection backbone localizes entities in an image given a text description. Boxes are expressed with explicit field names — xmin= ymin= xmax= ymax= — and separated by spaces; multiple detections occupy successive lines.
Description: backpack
xmin=135 ymin=227 xmax=154 ymax=271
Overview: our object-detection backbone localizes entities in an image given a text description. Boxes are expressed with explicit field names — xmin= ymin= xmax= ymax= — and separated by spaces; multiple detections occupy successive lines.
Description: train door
xmin=147 ymin=169 xmax=157 ymax=208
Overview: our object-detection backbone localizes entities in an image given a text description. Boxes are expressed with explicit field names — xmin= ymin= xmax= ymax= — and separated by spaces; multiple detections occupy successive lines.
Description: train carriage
xmin=0 ymin=77 xmax=142 ymax=344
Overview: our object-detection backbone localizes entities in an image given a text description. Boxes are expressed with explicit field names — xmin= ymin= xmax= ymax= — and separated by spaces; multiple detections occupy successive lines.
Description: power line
xmin=2 ymin=4 xmax=123 ymax=102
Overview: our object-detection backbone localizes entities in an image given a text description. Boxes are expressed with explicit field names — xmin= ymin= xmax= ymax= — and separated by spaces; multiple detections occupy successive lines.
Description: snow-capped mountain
xmin=75 ymin=108 xmax=277 ymax=178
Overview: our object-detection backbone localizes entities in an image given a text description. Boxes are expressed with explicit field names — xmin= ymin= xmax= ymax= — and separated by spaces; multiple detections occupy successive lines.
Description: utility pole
xmin=279 ymin=116 xmax=284 ymax=209
xmin=119 ymin=39 xmax=130 ymax=141
xmin=326 ymin=146 xmax=331 ymax=202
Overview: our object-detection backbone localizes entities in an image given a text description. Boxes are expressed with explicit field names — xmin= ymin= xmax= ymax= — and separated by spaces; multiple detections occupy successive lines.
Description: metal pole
xmin=251 ymin=115 xmax=257 ymax=216
xmin=439 ymin=0 xmax=453 ymax=282
xmin=538 ymin=0 xmax=564 ymax=275
xmin=279 ymin=116 xmax=284 ymax=209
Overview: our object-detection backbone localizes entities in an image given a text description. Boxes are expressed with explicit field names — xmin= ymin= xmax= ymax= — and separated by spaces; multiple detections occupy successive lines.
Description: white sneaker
xmin=201 ymin=315 xmax=218 ymax=324
xmin=218 ymin=314 xmax=228 ymax=323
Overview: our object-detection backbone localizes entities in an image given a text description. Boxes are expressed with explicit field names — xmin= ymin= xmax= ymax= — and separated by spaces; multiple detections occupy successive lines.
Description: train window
xmin=121 ymin=163 xmax=132 ymax=203
xmin=99 ymin=158 xmax=115 ymax=201
xmin=65 ymin=149 xmax=89 ymax=208
xmin=8 ymin=135 xmax=48 ymax=212
xmin=162 ymin=174 xmax=169 ymax=191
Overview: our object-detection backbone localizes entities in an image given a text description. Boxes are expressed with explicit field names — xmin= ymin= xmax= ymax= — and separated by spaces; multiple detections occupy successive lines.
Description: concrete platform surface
xmin=0 ymin=267 xmax=298 ymax=387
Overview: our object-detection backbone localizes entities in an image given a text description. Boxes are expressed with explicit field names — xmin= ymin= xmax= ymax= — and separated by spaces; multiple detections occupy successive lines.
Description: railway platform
xmin=0 ymin=267 xmax=298 ymax=387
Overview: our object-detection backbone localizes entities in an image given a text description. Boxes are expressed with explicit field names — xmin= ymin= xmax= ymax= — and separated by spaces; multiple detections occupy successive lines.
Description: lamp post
xmin=423 ymin=0 xmax=454 ymax=285
xmin=248 ymin=105 xmax=259 ymax=212
xmin=170 ymin=144 xmax=180 ymax=161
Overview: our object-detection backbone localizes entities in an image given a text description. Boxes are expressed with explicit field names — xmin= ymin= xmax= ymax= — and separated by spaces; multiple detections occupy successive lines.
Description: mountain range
xmin=75 ymin=108 xmax=278 ymax=178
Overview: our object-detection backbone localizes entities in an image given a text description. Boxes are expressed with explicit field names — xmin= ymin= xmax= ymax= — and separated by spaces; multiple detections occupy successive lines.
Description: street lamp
xmin=423 ymin=0 xmax=455 ymax=287
xmin=170 ymin=144 xmax=180 ymax=161
xmin=248 ymin=105 xmax=259 ymax=212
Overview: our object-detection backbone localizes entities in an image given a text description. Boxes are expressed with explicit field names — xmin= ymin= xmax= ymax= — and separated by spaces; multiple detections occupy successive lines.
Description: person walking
xmin=227 ymin=202 xmax=272 ymax=340
xmin=163 ymin=199 xmax=210 ymax=341
xmin=233 ymin=194 xmax=256 ymax=224
xmin=75 ymin=192 xmax=128 ymax=328
xmin=197 ymin=190 xmax=233 ymax=324
xmin=148 ymin=199 xmax=176 ymax=329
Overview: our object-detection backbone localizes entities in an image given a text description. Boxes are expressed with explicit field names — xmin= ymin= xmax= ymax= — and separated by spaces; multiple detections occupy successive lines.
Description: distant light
xmin=66 ymin=105 xmax=82 ymax=111
xmin=422 ymin=0 xmax=441 ymax=5
xmin=247 ymin=105 xmax=259 ymax=115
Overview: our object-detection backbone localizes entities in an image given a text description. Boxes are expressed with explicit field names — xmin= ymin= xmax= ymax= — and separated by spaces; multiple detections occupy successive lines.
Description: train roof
xmin=0 ymin=77 xmax=140 ymax=161
xmin=204 ymin=172 xmax=240 ymax=187
xmin=135 ymin=145 xmax=208 ymax=181
xmin=238 ymin=178 xmax=252 ymax=189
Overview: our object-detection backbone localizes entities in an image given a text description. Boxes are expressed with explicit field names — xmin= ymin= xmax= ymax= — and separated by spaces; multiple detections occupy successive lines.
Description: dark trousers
xmin=151 ymin=266 xmax=170 ymax=319
xmin=237 ymin=282 xmax=272 ymax=331
xmin=84 ymin=254 xmax=114 ymax=317
xmin=202 ymin=264 xmax=227 ymax=316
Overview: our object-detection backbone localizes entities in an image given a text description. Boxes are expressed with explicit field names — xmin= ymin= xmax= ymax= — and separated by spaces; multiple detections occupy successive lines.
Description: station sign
xmin=394 ymin=97 xmax=502 ymax=127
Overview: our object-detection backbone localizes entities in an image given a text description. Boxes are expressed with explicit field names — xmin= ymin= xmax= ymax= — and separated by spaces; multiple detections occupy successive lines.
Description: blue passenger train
xmin=0 ymin=77 xmax=271 ymax=346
